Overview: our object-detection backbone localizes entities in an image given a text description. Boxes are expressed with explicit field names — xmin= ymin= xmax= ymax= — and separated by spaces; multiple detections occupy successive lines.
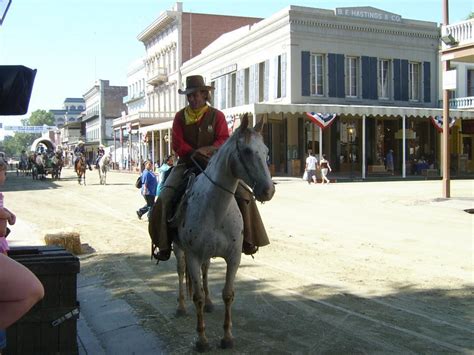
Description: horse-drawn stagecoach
xmin=27 ymin=138 xmax=64 ymax=180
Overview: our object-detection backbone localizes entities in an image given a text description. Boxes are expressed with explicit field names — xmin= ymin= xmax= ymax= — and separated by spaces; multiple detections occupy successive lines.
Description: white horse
xmin=172 ymin=114 xmax=275 ymax=351
xmin=98 ymin=154 xmax=111 ymax=185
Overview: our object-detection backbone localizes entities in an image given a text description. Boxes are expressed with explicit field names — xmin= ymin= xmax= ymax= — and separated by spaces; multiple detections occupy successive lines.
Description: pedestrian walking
xmin=320 ymin=154 xmax=332 ymax=184
xmin=305 ymin=151 xmax=318 ymax=184
xmin=136 ymin=160 xmax=158 ymax=220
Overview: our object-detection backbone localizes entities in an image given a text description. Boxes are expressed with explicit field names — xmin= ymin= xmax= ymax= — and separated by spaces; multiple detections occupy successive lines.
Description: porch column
xmin=113 ymin=129 xmax=117 ymax=168
xmin=159 ymin=130 xmax=163 ymax=163
xmin=319 ymin=126 xmax=322 ymax=161
xmin=362 ymin=115 xmax=366 ymax=179
xmin=402 ymin=115 xmax=406 ymax=178
xmin=151 ymin=130 xmax=155 ymax=165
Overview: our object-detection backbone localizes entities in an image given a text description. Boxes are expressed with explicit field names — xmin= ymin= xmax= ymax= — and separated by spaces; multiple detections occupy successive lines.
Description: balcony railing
xmin=147 ymin=67 xmax=168 ymax=86
xmin=449 ymin=96 xmax=474 ymax=109
xmin=442 ymin=19 xmax=474 ymax=49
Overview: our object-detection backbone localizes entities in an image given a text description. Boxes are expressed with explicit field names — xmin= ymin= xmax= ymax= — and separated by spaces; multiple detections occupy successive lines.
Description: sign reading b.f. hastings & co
xmin=335 ymin=7 xmax=402 ymax=23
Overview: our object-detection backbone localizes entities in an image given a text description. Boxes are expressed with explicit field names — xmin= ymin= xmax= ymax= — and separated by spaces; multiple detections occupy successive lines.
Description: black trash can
xmin=5 ymin=246 xmax=80 ymax=355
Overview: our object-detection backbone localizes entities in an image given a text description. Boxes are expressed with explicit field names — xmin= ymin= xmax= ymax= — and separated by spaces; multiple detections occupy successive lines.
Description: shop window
xmin=409 ymin=62 xmax=421 ymax=101
xmin=311 ymin=53 xmax=325 ymax=96
xmin=346 ymin=56 xmax=359 ymax=98
xmin=468 ymin=70 xmax=474 ymax=97
xmin=378 ymin=59 xmax=390 ymax=99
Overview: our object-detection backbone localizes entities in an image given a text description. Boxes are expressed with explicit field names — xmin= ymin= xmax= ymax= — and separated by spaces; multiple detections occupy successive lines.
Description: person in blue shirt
xmin=155 ymin=155 xmax=174 ymax=197
xmin=136 ymin=160 xmax=158 ymax=220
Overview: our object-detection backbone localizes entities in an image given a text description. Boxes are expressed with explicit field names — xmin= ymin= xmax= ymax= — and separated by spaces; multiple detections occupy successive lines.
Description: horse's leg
xmin=187 ymin=257 xmax=209 ymax=352
xmin=220 ymin=258 xmax=240 ymax=349
xmin=174 ymin=247 xmax=187 ymax=316
xmin=202 ymin=260 xmax=214 ymax=313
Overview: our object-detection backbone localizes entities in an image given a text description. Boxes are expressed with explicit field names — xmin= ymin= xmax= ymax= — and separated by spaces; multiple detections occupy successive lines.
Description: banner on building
xmin=4 ymin=125 xmax=56 ymax=133
xmin=430 ymin=116 xmax=457 ymax=133
xmin=305 ymin=112 xmax=337 ymax=129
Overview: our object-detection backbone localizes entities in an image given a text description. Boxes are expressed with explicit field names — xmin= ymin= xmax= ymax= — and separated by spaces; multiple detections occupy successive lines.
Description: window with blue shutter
xmin=329 ymin=53 xmax=345 ymax=98
xmin=393 ymin=59 xmax=401 ymax=100
xmin=423 ymin=61 xmax=431 ymax=103
xmin=249 ymin=65 xmax=256 ymax=104
xmin=264 ymin=60 xmax=269 ymax=102
xmin=362 ymin=56 xmax=378 ymax=100
xmin=301 ymin=51 xmax=310 ymax=96
xmin=401 ymin=59 xmax=409 ymax=101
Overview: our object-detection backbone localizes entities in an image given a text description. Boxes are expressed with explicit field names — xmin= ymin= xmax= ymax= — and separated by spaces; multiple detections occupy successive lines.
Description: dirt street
xmin=4 ymin=168 xmax=473 ymax=354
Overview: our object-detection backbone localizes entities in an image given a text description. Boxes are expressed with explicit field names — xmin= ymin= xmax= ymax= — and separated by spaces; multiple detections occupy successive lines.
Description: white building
xmin=180 ymin=5 xmax=474 ymax=178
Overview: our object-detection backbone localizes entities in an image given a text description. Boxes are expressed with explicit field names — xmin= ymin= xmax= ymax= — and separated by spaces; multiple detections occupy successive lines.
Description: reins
xmin=190 ymin=155 xmax=235 ymax=196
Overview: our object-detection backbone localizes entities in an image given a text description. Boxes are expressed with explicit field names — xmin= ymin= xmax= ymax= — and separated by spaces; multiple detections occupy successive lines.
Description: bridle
xmin=189 ymin=134 xmax=259 ymax=198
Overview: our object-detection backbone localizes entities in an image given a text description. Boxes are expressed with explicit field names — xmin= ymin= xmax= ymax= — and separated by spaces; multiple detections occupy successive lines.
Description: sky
xmin=0 ymin=0 xmax=471 ymax=136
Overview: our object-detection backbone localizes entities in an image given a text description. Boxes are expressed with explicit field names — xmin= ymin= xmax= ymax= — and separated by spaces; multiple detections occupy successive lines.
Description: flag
xmin=305 ymin=112 xmax=337 ymax=129
xmin=430 ymin=116 xmax=457 ymax=133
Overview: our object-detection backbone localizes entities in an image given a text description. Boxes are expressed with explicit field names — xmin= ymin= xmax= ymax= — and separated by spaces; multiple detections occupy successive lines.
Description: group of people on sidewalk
xmin=138 ymin=75 xmax=271 ymax=262
xmin=305 ymin=151 xmax=332 ymax=184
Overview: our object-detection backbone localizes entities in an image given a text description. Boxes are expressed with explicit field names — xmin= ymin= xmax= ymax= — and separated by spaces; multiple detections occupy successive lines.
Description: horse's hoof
xmin=220 ymin=337 xmax=234 ymax=349
xmin=195 ymin=340 xmax=210 ymax=352
xmin=204 ymin=303 xmax=214 ymax=313
xmin=175 ymin=308 xmax=187 ymax=317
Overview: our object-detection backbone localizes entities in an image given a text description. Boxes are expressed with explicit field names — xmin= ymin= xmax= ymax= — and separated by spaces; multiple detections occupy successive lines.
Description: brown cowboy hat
xmin=178 ymin=75 xmax=214 ymax=95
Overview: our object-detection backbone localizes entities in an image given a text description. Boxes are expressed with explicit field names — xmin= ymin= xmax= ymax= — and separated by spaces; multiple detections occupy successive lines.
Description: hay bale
xmin=44 ymin=229 xmax=82 ymax=254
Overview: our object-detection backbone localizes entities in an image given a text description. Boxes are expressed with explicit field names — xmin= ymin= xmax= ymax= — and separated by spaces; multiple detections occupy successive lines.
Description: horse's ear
xmin=254 ymin=119 xmax=264 ymax=134
xmin=239 ymin=113 xmax=249 ymax=132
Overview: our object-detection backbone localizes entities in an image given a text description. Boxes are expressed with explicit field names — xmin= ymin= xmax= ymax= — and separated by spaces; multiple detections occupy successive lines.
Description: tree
xmin=467 ymin=12 xmax=474 ymax=20
xmin=2 ymin=133 xmax=37 ymax=157
xmin=23 ymin=109 xmax=55 ymax=127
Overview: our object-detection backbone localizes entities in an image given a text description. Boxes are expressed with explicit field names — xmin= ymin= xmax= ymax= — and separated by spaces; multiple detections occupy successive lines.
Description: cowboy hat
xmin=178 ymin=75 xmax=214 ymax=95
xmin=99 ymin=144 xmax=105 ymax=148
xmin=78 ymin=140 xmax=84 ymax=145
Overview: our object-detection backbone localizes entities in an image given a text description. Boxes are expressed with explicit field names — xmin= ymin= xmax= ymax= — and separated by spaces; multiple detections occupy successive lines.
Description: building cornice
xmin=137 ymin=11 xmax=179 ymax=44
xmin=289 ymin=18 xmax=439 ymax=40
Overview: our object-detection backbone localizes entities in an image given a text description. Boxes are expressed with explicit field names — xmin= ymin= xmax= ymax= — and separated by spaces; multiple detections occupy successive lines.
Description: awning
xmin=222 ymin=103 xmax=474 ymax=119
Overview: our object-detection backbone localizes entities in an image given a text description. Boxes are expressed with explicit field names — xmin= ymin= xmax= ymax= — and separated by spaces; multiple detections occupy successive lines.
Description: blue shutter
xmin=264 ymin=59 xmax=269 ymax=101
xmin=301 ymin=51 xmax=310 ymax=96
xmin=401 ymin=59 xmax=409 ymax=101
xmin=236 ymin=69 xmax=244 ymax=106
xmin=281 ymin=53 xmax=287 ymax=98
xmin=362 ymin=56 xmax=370 ymax=99
xmin=362 ymin=56 xmax=378 ymax=100
xmin=423 ymin=61 xmax=431 ymax=103
xmin=273 ymin=56 xmax=278 ymax=99
xmin=370 ymin=57 xmax=378 ymax=99
xmin=393 ymin=59 xmax=401 ymax=101
xmin=336 ymin=54 xmax=345 ymax=98
xmin=328 ymin=53 xmax=337 ymax=97
xmin=249 ymin=65 xmax=255 ymax=104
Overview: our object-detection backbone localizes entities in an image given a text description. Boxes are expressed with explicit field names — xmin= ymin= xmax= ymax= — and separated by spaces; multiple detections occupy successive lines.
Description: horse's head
xmin=231 ymin=114 xmax=275 ymax=202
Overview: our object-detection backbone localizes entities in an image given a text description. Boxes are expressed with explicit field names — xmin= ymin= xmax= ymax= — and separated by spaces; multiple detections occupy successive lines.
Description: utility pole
xmin=442 ymin=0 xmax=451 ymax=198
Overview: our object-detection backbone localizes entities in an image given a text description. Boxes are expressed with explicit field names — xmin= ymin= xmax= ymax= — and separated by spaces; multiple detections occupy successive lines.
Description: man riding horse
xmin=95 ymin=144 xmax=105 ymax=169
xmin=148 ymin=75 xmax=270 ymax=261
xmin=73 ymin=140 xmax=92 ymax=172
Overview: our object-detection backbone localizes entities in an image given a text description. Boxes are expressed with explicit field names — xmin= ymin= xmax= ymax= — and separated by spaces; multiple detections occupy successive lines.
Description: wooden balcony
xmin=440 ymin=19 xmax=474 ymax=63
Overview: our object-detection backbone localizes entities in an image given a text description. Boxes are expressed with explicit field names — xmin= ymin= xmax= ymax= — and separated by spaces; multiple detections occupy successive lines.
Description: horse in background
xmin=75 ymin=154 xmax=87 ymax=185
xmin=51 ymin=151 xmax=64 ymax=180
xmin=98 ymin=153 xmax=111 ymax=185
xmin=171 ymin=114 xmax=275 ymax=351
